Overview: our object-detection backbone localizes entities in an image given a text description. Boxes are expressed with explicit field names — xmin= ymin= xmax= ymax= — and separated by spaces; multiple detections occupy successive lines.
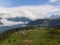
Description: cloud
xmin=1 ymin=5 xmax=59 ymax=19
xmin=1 ymin=19 xmax=28 ymax=26
xmin=50 ymin=0 xmax=58 ymax=3
xmin=0 ymin=4 xmax=60 ymax=26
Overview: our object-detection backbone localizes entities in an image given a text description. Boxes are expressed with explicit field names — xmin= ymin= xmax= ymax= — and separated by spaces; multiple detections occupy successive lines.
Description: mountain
xmin=44 ymin=15 xmax=60 ymax=19
xmin=27 ymin=19 xmax=60 ymax=27
xmin=27 ymin=19 xmax=49 ymax=26
xmin=0 ymin=19 xmax=60 ymax=33
xmin=7 ymin=17 xmax=32 ymax=22
xmin=0 ymin=17 xmax=32 ymax=33
xmin=46 ymin=19 xmax=60 ymax=27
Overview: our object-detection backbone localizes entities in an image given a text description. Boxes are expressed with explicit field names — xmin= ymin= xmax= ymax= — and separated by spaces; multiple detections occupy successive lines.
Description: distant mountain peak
xmin=44 ymin=15 xmax=60 ymax=19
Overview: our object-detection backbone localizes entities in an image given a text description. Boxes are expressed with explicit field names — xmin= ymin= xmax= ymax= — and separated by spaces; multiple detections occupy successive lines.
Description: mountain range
xmin=45 ymin=15 xmax=60 ymax=19
xmin=27 ymin=19 xmax=60 ymax=27
xmin=0 ymin=19 xmax=60 ymax=33
xmin=0 ymin=5 xmax=60 ymax=33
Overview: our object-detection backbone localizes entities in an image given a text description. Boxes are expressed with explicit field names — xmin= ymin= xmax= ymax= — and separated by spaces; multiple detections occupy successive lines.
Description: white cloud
xmin=50 ymin=0 xmax=58 ymax=3
xmin=1 ymin=5 xmax=59 ymax=19
xmin=0 ymin=4 xmax=60 ymax=26
xmin=1 ymin=19 xmax=28 ymax=26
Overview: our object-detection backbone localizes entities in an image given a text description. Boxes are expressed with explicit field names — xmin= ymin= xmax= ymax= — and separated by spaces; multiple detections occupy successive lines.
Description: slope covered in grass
xmin=0 ymin=27 xmax=60 ymax=45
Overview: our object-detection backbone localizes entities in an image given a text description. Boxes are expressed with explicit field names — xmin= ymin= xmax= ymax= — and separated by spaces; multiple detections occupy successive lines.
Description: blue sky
xmin=0 ymin=0 xmax=59 ymax=7
xmin=11 ymin=0 xmax=48 ymax=7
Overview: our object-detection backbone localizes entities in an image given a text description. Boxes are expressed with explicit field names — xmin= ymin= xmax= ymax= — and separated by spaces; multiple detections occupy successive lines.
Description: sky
xmin=0 ymin=0 xmax=59 ymax=7
xmin=0 ymin=0 xmax=60 ymax=26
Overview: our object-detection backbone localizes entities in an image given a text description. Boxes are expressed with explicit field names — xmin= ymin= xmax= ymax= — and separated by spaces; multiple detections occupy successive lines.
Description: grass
xmin=0 ymin=27 xmax=60 ymax=45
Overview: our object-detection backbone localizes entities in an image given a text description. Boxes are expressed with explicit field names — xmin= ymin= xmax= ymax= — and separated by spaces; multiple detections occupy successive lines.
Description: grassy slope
xmin=0 ymin=27 xmax=60 ymax=45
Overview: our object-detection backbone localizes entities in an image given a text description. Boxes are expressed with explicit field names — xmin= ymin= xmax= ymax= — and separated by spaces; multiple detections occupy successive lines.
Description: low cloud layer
xmin=0 ymin=4 xmax=60 ymax=26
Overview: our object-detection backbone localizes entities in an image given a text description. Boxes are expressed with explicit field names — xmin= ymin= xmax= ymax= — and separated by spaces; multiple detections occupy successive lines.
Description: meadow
xmin=0 ymin=27 xmax=60 ymax=45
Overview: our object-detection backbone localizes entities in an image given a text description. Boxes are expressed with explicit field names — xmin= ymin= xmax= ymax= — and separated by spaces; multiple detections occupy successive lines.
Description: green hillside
xmin=0 ymin=27 xmax=60 ymax=45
